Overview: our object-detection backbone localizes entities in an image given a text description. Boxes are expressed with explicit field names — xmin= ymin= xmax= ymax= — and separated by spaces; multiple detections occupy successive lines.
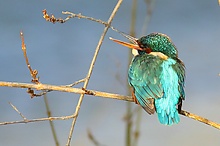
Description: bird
xmin=110 ymin=32 xmax=185 ymax=125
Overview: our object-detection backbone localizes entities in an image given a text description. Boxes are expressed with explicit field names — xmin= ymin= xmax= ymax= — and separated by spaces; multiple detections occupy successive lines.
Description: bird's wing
xmin=172 ymin=58 xmax=185 ymax=111
xmin=128 ymin=54 xmax=164 ymax=114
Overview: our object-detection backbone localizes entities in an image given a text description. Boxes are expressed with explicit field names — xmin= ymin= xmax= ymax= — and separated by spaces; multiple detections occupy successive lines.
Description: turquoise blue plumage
xmin=128 ymin=33 xmax=185 ymax=125
xmin=110 ymin=32 xmax=185 ymax=125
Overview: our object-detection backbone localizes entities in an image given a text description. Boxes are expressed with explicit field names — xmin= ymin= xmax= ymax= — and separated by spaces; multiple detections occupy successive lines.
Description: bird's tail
xmin=155 ymin=102 xmax=180 ymax=125
xmin=157 ymin=109 xmax=180 ymax=125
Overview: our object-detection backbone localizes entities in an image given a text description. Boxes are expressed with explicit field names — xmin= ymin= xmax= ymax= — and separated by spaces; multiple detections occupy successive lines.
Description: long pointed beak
xmin=109 ymin=37 xmax=142 ymax=50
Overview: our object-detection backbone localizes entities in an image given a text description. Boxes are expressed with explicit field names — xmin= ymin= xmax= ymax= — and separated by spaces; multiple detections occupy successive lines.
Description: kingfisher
xmin=110 ymin=32 xmax=185 ymax=125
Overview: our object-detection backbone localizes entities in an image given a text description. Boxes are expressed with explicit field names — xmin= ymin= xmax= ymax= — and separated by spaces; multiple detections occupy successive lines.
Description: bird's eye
xmin=137 ymin=40 xmax=144 ymax=48
xmin=136 ymin=40 xmax=151 ymax=53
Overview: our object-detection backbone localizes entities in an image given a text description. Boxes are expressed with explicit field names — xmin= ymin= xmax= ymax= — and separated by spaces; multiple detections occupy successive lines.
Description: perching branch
xmin=0 ymin=81 xmax=220 ymax=130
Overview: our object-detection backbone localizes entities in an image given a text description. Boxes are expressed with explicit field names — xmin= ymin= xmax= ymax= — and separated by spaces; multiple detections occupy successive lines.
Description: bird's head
xmin=110 ymin=32 xmax=178 ymax=58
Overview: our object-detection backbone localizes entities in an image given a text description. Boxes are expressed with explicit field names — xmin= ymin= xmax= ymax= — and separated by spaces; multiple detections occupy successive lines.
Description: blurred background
xmin=0 ymin=0 xmax=220 ymax=145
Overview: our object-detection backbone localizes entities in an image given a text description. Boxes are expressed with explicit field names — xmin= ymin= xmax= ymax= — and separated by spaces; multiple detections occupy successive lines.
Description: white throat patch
xmin=149 ymin=52 xmax=168 ymax=60
xmin=132 ymin=49 xmax=139 ymax=56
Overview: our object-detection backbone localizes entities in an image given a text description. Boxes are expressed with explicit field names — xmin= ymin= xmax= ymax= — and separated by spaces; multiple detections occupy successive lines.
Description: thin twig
xmin=66 ymin=1 xmax=123 ymax=145
xmin=9 ymin=102 xmax=27 ymax=121
xmin=0 ymin=81 xmax=220 ymax=129
xmin=62 ymin=11 xmax=108 ymax=26
xmin=65 ymin=78 xmax=87 ymax=87
xmin=44 ymin=94 xmax=59 ymax=146
xmin=42 ymin=9 xmax=127 ymax=38
xmin=27 ymin=88 xmax=50 ymax=98
xmin=43 ymin=9 xmax=108 ymax=26
xmin=0 ymin=114 xmax=76 ymax=126
xmin=20 ymin=31 xmax=40 ymax=84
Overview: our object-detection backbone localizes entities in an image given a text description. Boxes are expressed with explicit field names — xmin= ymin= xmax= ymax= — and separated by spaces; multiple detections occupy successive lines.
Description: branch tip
xmin=19 ymin=31 xmax=40 ymax=85
xmin=9 ymin=102 xmax=27 ymax=120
